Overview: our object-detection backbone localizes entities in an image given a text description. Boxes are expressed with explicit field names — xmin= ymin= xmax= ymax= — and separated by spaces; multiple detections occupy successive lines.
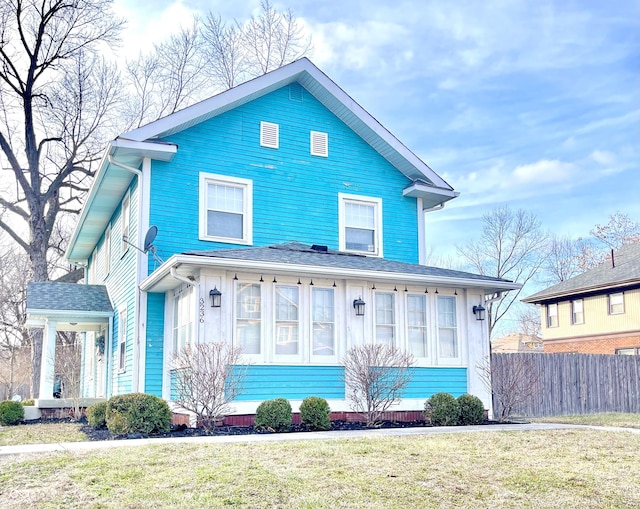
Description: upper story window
xmin=310 ymin=131 xmax=328 ymax=157
xmin=199 ymin=173 xmax=253 ymax=245
xmin=339 ymin=193 xmax=383 ymax=257
xmin=407 ymin=294 xmax=428 ymax=357
xmin=609 ymin=292 xmax=624 ymax=315
xmin=375 ymin=292 xmax=395 ymax=346
xmin=260 ymin=121 xmax=279 ymax=149
xmin=275 ymin=285 xmax=299 ymax=356
xmin=121 ymin=192 xmax=130 ymax=256
xmin=437 ymin=295 xmax=458 ymax=359
xmin=172 ymin=285 xmax=194 ymax=353
xmin=571 ymin=299 xmax=584 ymax=325
xmin=236 ymin=282 xmax=261 ymax=355
xmin=616 ymin=347 xmax=639 ymax=355
xmin=546 ymin=303 xmax=558 ymax=328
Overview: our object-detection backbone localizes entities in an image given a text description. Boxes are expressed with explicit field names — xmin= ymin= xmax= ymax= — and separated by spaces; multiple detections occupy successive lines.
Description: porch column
xmin=39 ymin=319 xmax=57 ymax=399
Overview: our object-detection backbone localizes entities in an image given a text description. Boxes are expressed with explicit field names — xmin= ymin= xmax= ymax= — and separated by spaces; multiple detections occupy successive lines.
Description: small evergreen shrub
xmin=300 ymin=396 xmax=331 ymax=431
xmin=21 ymin=399 xmax=35 ymax=406
xmin=424 ymin=393 xmax=460 ymax=426
xmin=105 ymin=393 xmax=171 ymax=434
xmin=254 ymin=398 xmax=292 ymax=432
xmin=457 ymin=394 xmax=485 ymax=425
xmin=0 ymin=400 xmax=24 ymax=425
xmin=86 ymin=401 xmax=108 ymax=428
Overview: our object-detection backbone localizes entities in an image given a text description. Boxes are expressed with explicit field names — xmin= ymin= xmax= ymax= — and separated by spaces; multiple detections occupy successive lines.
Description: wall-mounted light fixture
xmin=209 ymin=287 xmax=222 ymax=308
xmin=473 ymin=304 xmax=486 ymax=321
xmin=353 ymin=298 xmax=366 ymax=316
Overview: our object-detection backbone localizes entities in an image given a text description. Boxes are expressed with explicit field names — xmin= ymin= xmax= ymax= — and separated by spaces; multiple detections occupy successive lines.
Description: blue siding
xmin=149 ymin=84 xmax=419 ymax=267
xmin=404 ymin=367 xmax=468 ymax=398
xmin=145 ymin=293 xmax=165 ymax=396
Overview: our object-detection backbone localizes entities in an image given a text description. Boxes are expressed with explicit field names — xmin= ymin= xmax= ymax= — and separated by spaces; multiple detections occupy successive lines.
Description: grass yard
xmin=1 ymin=429 xmax=639 ymax=508
xmin=0 ymin=422 xmax=87 ymax=446
xmin=534 ymin=412 xmax=640 ymax=429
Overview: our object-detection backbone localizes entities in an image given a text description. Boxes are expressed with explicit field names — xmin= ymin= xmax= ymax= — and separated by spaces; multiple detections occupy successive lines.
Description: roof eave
xmin=522 ymin=278 xmax=640 ymax=304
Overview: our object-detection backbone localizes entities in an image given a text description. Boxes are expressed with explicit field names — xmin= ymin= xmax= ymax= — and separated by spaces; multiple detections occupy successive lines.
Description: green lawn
xmin=1 ymin=429 xmax=639 ymax=508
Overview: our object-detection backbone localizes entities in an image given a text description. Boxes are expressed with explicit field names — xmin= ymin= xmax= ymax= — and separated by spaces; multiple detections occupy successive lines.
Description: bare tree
xmin=456 ymin=206 xmax=548 ymax=338
xmin=0 ymin=0 xmax=124 ymax=396
xmin=342 ymin=344 xmax=415 ymax=427
xmin=590 ymin=211 xmax=640 ymax=250
xmin=171 ymin=342 xmax=248 ymax=432
xmin=201 ymin=14 xmax=247 ymax=90
xmin=516 ymin=305 xmax=541 ymax=340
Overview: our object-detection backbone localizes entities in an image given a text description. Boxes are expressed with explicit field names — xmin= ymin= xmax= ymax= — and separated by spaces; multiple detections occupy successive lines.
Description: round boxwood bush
xmin=424 ymin=392 xmax=460 ymax=426
xmin=300 ymin=396 xmax=331 ymax=431
xmin=0 ymin=400 xmax=24 ymax=425
xmin=86 ymin=401 xmax=108 ymax=428
xmin=105 ymin=393 xmax=171 ymax=434
xmin=254 ymin=398 xmax=292 ymax=432
xmin=457 ymin=394 xmax=485 ymax=425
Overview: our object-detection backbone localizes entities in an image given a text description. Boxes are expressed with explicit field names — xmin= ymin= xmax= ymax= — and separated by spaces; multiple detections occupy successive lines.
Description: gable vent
xmin=310 ymin=131 xmax=328 ymax=157
xmin=289 ymin=83 xmax=304 ymax=102
xmin=260 ymin=121 xmax=279 ymax=149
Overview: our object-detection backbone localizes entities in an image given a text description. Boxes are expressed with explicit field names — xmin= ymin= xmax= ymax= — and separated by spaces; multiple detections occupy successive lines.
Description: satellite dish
xmin=143 ymin=226 xmax=158 ymax=253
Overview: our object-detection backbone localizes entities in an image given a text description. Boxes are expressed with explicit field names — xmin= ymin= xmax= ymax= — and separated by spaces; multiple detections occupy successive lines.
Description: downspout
xmin=171 ymin=265 xmax=197 ymax=286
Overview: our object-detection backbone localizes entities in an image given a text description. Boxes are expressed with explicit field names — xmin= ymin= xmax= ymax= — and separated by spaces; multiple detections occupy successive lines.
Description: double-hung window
xmin=172 ymin=286 xmax=194 ymax=353
xmin=339 ymin=193 xmax=383 ymax=256
xmin=375 ymin=292 xmax=395 ymax=346
xmin=546 ymin=303 xmax=558 ymax=328
xmin=118 ymin=308 xmax=127 ymax=372
xmin=609 ymin=292 xmax=624 ymax=315
xmin=275 ymin=285 xmax=299 ymax=356
xmin=437 ymin=296 xmax=458 ymax=359
xmin=312 ymin=288 xmax=335 ymax=356
xmin=407 ymin=294 xmax=428 ymax=357
xmin=200 ymin=173 xmax=253 ymax=244
xmin=571 ymin=299 xmax=584 ymax=325
xmin=236 ymin=283 xmax=261 ymax=354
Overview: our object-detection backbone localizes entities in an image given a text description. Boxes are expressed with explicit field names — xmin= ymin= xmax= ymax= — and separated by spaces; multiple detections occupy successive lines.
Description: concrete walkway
xmin=2 ymin=422 xmax=639 ymax=457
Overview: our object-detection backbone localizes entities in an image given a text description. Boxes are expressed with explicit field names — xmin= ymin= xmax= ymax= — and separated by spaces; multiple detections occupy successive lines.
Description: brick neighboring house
xmin=522 ymin=243 xmax=640 ymax=354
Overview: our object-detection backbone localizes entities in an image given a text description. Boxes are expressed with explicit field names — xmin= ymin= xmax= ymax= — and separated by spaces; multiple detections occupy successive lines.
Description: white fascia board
xmin=26 ymin=309 xmax=113 ymax=322
xmin=140 ymin=254 xmax=520 ymax=294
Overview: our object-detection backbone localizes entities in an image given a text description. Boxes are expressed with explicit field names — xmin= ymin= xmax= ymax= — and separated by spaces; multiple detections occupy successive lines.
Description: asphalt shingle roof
xmin=27 ymin=282 xmax=113 ymax=313
xmin=522 ymin=243 xmax=640 ymax=303
xmin=184 ymin=242 xmax=513 ymax=284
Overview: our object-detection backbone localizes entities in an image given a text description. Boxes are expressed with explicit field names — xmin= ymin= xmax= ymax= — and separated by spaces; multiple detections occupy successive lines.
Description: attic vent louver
xmin=260 ymin=121 xmax=279 ymax=149
xmin=310 ymin=131 xmax=328 ymax=157
xmin=289 ymin=83 xmax=303 ymax=102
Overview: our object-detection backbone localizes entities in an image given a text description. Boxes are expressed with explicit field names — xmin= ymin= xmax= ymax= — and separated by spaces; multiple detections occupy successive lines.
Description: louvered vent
xmin=260 ymin=121 xmax=279 ymax=149
xmin=289 ymin=83 xmax=304 ymax=102
xmin=310 ymin=131 xmax=328 ymax=157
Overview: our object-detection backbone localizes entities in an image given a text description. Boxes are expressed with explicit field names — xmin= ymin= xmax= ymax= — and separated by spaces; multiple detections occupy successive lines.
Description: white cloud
xmin=590 ymin=150 xmax=617 ymax=167
xmin=512 ymin=159 xmax=577 ymax=184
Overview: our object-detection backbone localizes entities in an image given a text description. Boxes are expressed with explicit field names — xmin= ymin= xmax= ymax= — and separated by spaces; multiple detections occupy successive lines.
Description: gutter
xmin=170 ymin=265 xmax=198 ymax=286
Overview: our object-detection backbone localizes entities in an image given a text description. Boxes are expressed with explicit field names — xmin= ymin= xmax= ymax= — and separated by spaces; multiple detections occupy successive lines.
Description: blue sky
xmin=115 ymin=0 xmax=639 ymax=261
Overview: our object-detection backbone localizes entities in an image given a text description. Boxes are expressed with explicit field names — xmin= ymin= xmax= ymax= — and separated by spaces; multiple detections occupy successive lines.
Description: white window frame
xmin=374 ymin=291 xmax=396 ymax=347
xmin=608 ymin=292 xmax=624 ymax=315
xmin=199 ymin=173 xmax=253 ymax=245
xmin=172 ymin=285 xmax=194 ymax=354
xmin=437 ymin=295 xmax=460 ymax=362
xmin=118 ymin=307 xmax=127 ymax=373
xmin=311 ymin=286 xmax=337 ymax=360
xmin=406 ymin=293 xmax=428 ymax=359
xmin=260 ymin=121 xmax=279 ymax=149
xmin=235 ymin=281 xmax=262 ymax=360
xmin=571 ymin=299 xmax=584 ymax=325
xmin=104 ymin=224 xmax=111 ymax=278
xmin=546 ymin=303 xmax=558 ymax=328
xmin=338 ymin=193 xmax=383 ymax=257
xmin=273 ymin=285 xmax=301 ymax=360
xmin=120 ymin=192 xmax=130 ymax=256
xmin=310 ymin=131 xmax=328 ymax=157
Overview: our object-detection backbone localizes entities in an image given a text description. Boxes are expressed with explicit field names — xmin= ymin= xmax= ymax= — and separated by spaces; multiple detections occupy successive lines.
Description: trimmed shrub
xmin=86 ymin=401 xmax=108 ymax=428
xmin=457 ymin=394 xmax=485 ymax=425
xmin=424 ymin=393 xmax=459 ymax=426
xmin=300 ymin=396 xmax=331 ymax=431
xmin=21 ymin=399 xmax=35 ymax=406
xmin=105 ymin=393 xmax=171 ymax=434
xmin=0 ymin=400 xmax=24 ymax=425
xmin=254 ymin=398 xmax=292 ymax=432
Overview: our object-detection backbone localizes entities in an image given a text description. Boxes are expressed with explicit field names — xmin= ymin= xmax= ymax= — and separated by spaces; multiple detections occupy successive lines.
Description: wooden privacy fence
xmin=490 ymin=352 xmax=640 ymax=417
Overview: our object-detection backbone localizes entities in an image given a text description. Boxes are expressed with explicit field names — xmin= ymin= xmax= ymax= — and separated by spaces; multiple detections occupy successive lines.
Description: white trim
xmin=103 ymin=224 xmax=111 ymax=278
xmin=338 ymin=193 xmax=383 ymax=257
xmin=310 ymin=131 xmax=328 ymax=157
xmin=199 ymin=172 xmax=253 ymax=245
xmin=120 ymin=191 xmax=131 ymax=257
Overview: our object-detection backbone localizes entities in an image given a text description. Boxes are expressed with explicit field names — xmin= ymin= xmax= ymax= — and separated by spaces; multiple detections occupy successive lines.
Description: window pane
xmin=275 ymin=286 xmax=299 ymax=355
xmin=237 ymin=283 xmax=261 ymax=354
xmin=237 ymin=284 xmax=261 ymax=319
xmin=208 ymin=184 xmax=243 ymax=213
xmin=409 ymin=327 xmax=427 ymax=357
xmin=408 ymin=294 xmax=427 ymax=357
xmin=237 ymin=320 xmax=261 ymax=354
xmin=438 ymin=296 xmax=457 ymax=358
xmin=207 ymin=211 xmax=243 ymax=239
xmin=313 ymin=288 xmax=334 ymax=356
xmin=312 ymin=322 xmax=334 ymax=355
xmin=375 ymin=293 xmax=395 ymax=345
xmin=345 ymin=202 xmax=374 ymax=228
xmin=439 ymin=328 xmax=457 ymax=358
xmin=345 ymin=227 xmax=375 ymax=252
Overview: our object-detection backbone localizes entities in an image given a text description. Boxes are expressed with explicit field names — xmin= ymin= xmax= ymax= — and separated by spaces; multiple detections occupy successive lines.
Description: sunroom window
xmin=375 ymin=292 xmax=395 ymax=346
xmin=172 ymin=286 xmax=194 ymax=353
xmin=236 ymin=283 xmax=261 ymax=354
xmin=275 ymin=285 xmax=299 ymax=356
xmin=437 ymin=296 xmax=458 ymax=358
xmin=312 ymin=288 xmax=335 ymax=356
xmin=407 ymin=294 xmax=428 ymax=357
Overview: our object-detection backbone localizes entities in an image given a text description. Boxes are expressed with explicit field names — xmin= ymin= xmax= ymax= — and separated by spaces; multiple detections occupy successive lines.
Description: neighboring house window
xmin=310 ymin=131 xmax=328 ymax=157
xmin=438 ymin=296 xmax=458 ymax=358
xmin=275 ymin=285 xmax=299 ymax=356
xmin=546 ymin=303 xmax=558 ymax=328
xmin=172 ymin=286 xmax=194 ymax=353
xmin=312 ymin=287 xmax=335 ymax=356
xmin=260 ymin=121 xmax=279 ymax=148
xmin=236 ymin=283 xmax=261 ymax=354
xmin=616 ymin=347 xmax=640 ymax=355
xmin=199 ymin=173 xmax=253 ymax=245
xmin=339 ymin=193 xmax=383 ymax=256
xmin=571 ymin=299 xmax=584 ymax=325
xmin=407 ymin=294 xmax=428 ymax=357
xmin=118 ymin=308 xmax=127 ymax=372
xmin=609 ymin=292 xmax=624 ymax=315
xmin=104 ymin=225 xmax=111 ymax=277
xmin=375 ymin=292 xmax=395 ymax=346
xmin=121 ymin=193 xmax=130 ymax=255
